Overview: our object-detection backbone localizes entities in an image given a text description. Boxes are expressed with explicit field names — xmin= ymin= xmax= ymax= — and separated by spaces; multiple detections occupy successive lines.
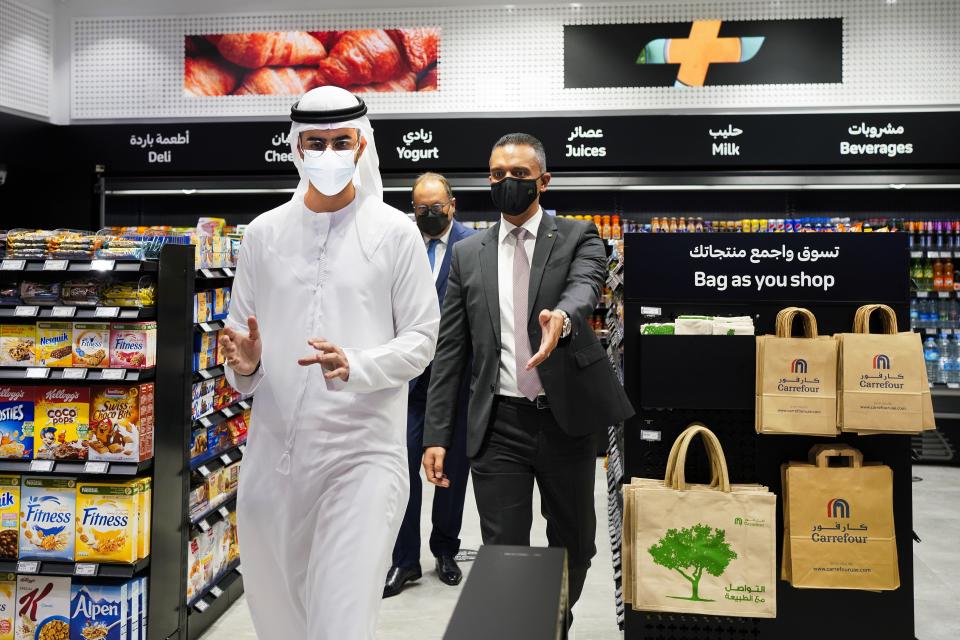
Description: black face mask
xmin=416 ymin=211 xmax=451 ymax=237
xmin=491 ymin=176 xmax=540 ymax=216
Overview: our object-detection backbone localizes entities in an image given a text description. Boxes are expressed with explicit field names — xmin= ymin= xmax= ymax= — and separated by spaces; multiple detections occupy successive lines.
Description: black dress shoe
xmin=435 ymin=555 xmax=462 ymax=586
xmin=383 ymin=565 xmax=422 ymax=598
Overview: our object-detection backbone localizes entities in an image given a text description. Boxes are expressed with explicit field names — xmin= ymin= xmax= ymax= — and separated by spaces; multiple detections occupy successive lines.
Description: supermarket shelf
xmin=0 ymin=305 xmax=155 ymax=320
xmin=0 ymin=458 xmax=152 ymax=476
xmin=0 ymin=366 xmax=154 ymax=381
xmin=194 ymin=398 xmax=252 ymax=431
xmin=0 ymin=556 xmax=150 ymax=578
xmin=195 ymin=320 xmax=225 ymax=333
xmin=193 ymin=365 xmax=224 ymax=382
xmin=196 ymin=268 xmax=235 ymax=280
xmin=914 ymin=291 xmax=958 ymax=298
xmin=190 ymin=493 xmax=237 ymax=528
xmin=0 ymin=258 xmax=157 ymax=273
xmin=187 ymin=559 xmax=242 ymax=610
xmin=910 ymin=250 xmax=960 ymax=259
xmin=191 ymin=441 xmax=246 ymax=474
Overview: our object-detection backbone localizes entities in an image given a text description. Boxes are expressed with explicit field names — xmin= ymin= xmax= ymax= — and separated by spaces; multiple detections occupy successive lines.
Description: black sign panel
xmin=564 ymin=19 xmax=842 ymax=88
xmin=624 ymin=233 xmax=908 ymax=304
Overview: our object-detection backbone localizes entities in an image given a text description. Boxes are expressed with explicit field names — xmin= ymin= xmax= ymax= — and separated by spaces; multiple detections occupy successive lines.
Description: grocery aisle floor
xmin=199 ymin=463 xmax=960 ymax=640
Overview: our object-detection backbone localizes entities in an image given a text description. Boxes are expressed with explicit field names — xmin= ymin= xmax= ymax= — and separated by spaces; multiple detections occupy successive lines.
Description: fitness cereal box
xmin=69 ymin=581 xmax=130 ymax=640
xmin=75 ymin=481 xmax=138 ymax=564
xmin=34 ymin=387 xmax=89 ymax=461
xmin=88 ymin=384 xmax=154 ymax=462
xmin=0 ymin=326 xmax=35 ymax=367
xmin=0 ymin=387 xmax=33 ymax=460
xmin=72 ymin=323 xmax=110 ymax=369
xmin=15 ymin=576 xmax=70 ymax=640
xmin=35 ymin=323 xmax=73 ymax=368
xmin=135 ymin=478 xmax=151 ymax=561
xmin=0 ymin=572 xmax=15 ymax=640
xmin=0 ymin=477 xmax=19 ymax=561
xmin=109 ymin=323 xmax=156 ymax=370
xmin=19 ymin=477 xmax=76 ymax=561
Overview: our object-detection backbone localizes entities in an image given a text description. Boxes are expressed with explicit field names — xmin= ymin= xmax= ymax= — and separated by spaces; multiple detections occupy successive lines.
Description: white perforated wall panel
xmin=71 ymin=0 xmax=960 ymax=120
xmin=0 ymin=0 xmax=51 ymax=117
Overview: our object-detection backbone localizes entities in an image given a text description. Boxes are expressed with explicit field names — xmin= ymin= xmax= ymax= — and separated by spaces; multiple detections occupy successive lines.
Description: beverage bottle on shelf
xmin=939 ymin=334 xmax=952 ymax=384
xmin=612 ymin=215 xmax=622 ymax=239
xmin=911 ymin=256 xmax=925 ymax=290
xmin=694 ymin=217 xmax=704 ymax=233
xmin=678 ymin=217 xmax=687 ymax=233
xmin=910 ymin=299 xmax=920 ymax=330
xmin=945 ymin=257 xmax=955 ymax=291
xmin=939 ymin=298 xmax=951 ymax=327
xmin=924 ymin=299 xmax=937 ymax=329
xmin=924 ymin=336 xmax=942 ymax=385
xmin=924 ymin=257 xmax=934 ymax=292
xmin=668 ymin=217 xmax=678 ymax=233
xmin=934 ymin=259 xmax=944 ymax=292
xmin=651 ymin=217 xmax=661 ymax=233
xmin=600 ymin=215 xmax=611 ymax=240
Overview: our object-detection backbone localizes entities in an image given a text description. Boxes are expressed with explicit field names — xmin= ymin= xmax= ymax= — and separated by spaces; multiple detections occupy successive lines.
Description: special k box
xmin=34 ymin=387 xmax=89 ymax=461
xmin=0 ymin=387 xmax=33 ymax=460
xmin=15 ymin=575 xmax=70 ymax=640
xmin=109 ymin=323 xmax=156 ymax=370
xmin=88 ymin=384 xmax=154 ymax=462
xmin=0 ymin=572 xmax=14 ymax=640
xmin=76 ymin=481 xmax=139 ymax=564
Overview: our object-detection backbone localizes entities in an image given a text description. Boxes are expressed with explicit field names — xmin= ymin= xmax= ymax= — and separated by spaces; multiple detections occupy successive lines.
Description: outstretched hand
xmin=220 ymin=316 xmax=262 ymax=376
xmin=526 ymin=309 xmax=564 ymax=370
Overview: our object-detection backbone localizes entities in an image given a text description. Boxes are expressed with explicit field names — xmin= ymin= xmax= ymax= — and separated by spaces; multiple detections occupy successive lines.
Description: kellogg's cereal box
xmin=19 ymin=477 xmax=76 ymax=561
xmin=75 ymin=481 xmax=138 ymax=564
xmin=109 ymin=323 xmax=156 ymax=370
xmin=88 ymin=384 xmax=154 ymax=462
xmin=69 ymin=581 xmax=130 ymax=640
xmin=0 ymin=477 xmax=19 ymax=561
xmin=72 ymin=323 xmax=110 ymax=369
xmin=15 ymin=576 xmax=70 ymax=640
xmin=0 ymin=387 xmax=32 ymax=460
xmin=0 ymin=326 xmax=35 ymax=367
xmin=34 ymin=387 xmax=89 ymax=461
xmin=0 ymin=573 xmax=15 ymax=640
xmin=35 ymin=322 xmax=73 ymax=368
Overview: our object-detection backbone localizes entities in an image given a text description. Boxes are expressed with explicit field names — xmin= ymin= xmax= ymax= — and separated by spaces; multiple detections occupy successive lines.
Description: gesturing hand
xmin=423 ymin=447 xmax=450 ymax=488
xmin=526 ymin=309 xmax=565 ymax=370
xmin=220 ymin=316 xmax=262 ymax=376
xmin=298 ymin=338 xmax=350 ymax=381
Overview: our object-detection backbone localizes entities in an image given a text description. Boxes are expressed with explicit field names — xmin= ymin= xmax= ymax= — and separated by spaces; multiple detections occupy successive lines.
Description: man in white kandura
xmin=219 ymin=86 xmax=440 ymax=639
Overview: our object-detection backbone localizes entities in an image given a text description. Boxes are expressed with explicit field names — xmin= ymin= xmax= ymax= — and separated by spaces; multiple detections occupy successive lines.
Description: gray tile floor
xmin=199 ymin=463 xmax=959 ymax=640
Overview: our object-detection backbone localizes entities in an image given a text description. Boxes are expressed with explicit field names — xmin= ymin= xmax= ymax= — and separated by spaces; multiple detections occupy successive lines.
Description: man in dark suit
xmin=384 ymin=172 xmax=475 ymax=598
xmin=423 ymin=134 xmax=634 ymax=618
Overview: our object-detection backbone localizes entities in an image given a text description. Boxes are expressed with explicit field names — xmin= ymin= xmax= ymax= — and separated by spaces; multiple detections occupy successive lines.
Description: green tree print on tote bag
xmin=648 ymin=523 xmax=738 ymax=601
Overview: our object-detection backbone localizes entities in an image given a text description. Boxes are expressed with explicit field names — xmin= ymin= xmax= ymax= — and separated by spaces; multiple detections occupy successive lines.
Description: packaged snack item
xmin=213 ymin=288 xmax=229 ymax=321
xmin=0 ymin=326 xmax=36 ymax=366
xmin=205 ymin=422 xmax=229 ymax=458
xmin=200 ymin=528 xmax=216 ymax=587
xmin=109 ymin=323 xmax=156 ymax=370
xmin=226 ymin=511 xmax=239 ymax=563
xmin=60 ymin=281 xmax=101 ymax=307
xmin=19 ymin=477 xmax=76 ymax=561
xmin=197 ymin=218 xmax=226 ymax=237
xmin=210 ymin=520 xmax=228 ymax=579
xmin=101 ymin=280 xmax=155 ymax=309
xmin=191 ymin=350 xmax=217 ymax=373
xmin=213 ymin=378 xmax=240 ymax=411
xmin=193 ymin=292 xmax=213 ymax=324
xmin=15 ymin=576 xmax=70 ymax=640
xmin=226 ymin=414 xmax=248 ymax=446
xmin=0 ymin=283 xmax=20 ymax=306
xmin=76 ymin=481 xmax=138 ymax=563
xmin=189 ymin=426 xmax=209 ymax=464
xmin=18 ymin=282 xmax=60 ymax=306
xmin=69 ymin=581 xmax=130 ymax=640
xmin=187 ymin=533 xmax=204 ymax=602
xmin=6 ymin=230 xmax=52 ymax=259
xmin=35 ymin=323 xmax=73 ymax=368
xmin=193 ymin=331 xmax=218 ymax=355
xmin=188 ymin=485 xmax=208 ymax=521
xmin=88 ymin=384 xmax=154 ymax=462
xmin=72 ymin=324 xmax=110 ymax=369
xmin=0 ymin=477 xmax=19 ymax=561
xmin=227 ymin=461 xmax=240 ymax=493
xmin=0 ymin=572 xmax=15 ymax=640
xmin=0 ymin=387 xmax=33 ymax=459
xmin=34 ymin=387 xmax=89 ymax=461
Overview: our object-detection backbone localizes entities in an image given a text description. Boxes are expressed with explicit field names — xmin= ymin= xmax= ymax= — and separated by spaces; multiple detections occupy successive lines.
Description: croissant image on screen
xmin=184 ymin=28 xmax=439 ymax=96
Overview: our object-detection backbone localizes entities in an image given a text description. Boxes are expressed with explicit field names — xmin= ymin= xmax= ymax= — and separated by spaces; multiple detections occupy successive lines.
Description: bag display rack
xmin=620 ymin=233 xmax=916 ymax=640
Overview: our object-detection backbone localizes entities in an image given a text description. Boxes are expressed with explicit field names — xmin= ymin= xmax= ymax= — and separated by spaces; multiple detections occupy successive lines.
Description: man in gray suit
xmin=423 ymin=133 xmax=634 ymax=617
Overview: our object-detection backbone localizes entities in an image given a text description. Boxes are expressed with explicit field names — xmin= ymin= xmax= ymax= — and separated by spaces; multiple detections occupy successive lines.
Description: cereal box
xmin=88 ymin=384 xmax=154 ymax=462
xmin=189 ymin=485 xmax=207 ymax=521
xmin=189 ymin=426 xmax=209 ymax=465
xmin=15 ymin=576 xmax=70 ymax=640
xmin=193 ymin=292 xmax=213 ymax=324
xmin=226 ymin=511 xmax=239 ymax=563
xmin=109 ymin=323 xmax=156 ymax=370
xmin=128 ymin=577 xmax=146 ymax=640
xmin=193 ymin=331 xmax=218 ymax=354
xmin=69 ymin=582 xmax=130 ymax=640
xmin=34 ymin=387 xmax=89 ymax=461
xmin=35 ymin=322 xmax=74 ymax=368
xmin=206 ymin=422 xmax=229 ymax=458
xmin=213 ymin=288 xmax=230 ymax=321
xmin=19 ymin=477 xmax=76 ymax=561
xmin=137 ymin=478 xmax=151 ymax=561
xmin=187 ymin=533 xmax=204 ymax=602
xmin=72 ymin=323 xmax=110 ymax=369
xmin=76 ymin=481 xmax=138 ymax=564
xmin=0 ymin=573 xmax=15 ymax=640
xmin=0 ymin=326 xmax=35 ymax=367
xmin=0 ymin=477 xmax=19 ymax=561
xmin=0 ymin=387 xmax=33 ymax=460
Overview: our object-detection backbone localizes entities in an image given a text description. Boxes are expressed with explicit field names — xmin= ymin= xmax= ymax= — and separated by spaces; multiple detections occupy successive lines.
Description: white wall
xmin=0 ymin=0 xmax=53 ymax=118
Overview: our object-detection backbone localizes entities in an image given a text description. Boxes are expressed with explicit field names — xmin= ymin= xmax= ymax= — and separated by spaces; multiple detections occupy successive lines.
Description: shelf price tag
xmin=0 ymin=259 xmax=25 ymax=271
xmin=43 ymin=260 xmax=68 ymax=271
xmin=640 ymin=430 xmax=662 ymax=442
xmin=16 ymin=561 xmax=39 ymax=574
xmin=194 ymin=600 xmax=209 ymax=613
xmin=51 ymin=306 xmax=76 ymax=318
xmin=238 ymin=401 xmax=250 ymax=410
xmin=101 ymin=369 xmax=126 ymax=381
xmin=222 ymin=407 xmax=235 ymax=418
xmin=200 ymin=269 xmax=216 ymax=279
xmin=74 ymin=563 xmax=99 ymax=577
xmin=84 ymin=461 xmax=109 ymax=474
xmin=198 ymin=369 xmax=213 ymax=380
xmin=940 ymin=292 xmax=951 ymax=299
xmin=239 ymin=445 xmax=246 ymax=455
xmin=198 ymin=519 xmax=211 ymax=532
xmin=62 ymin=368 xmax=87 ymax=381
xmin=640 ymin=306 xmax=662 ymax=317
xmin=210 ymin=586 xmax=224 ymax=599
xmin=91 ymin=259 xmax=115 ymax=271
xmin=220 ymin=454 xmax=232 ymax=466
xmin=15 ymin=306 xmax=38 ymax=317
xmin=197 ymin=465 xmax=211 ymax=478
xmin=95 ymin=306 xmax=120 ymax=319
xmin=199 ymin=416 xmax=213 ymax=428
xmin=218 ymin=506 xmax=230 ymax=518
xmin=29 ymin=460 xmax=54 ymax=472
xmin=916 ymin=291 xmax=929 ymax=298
xmin=223 ymin=268 xmax=235 ymax=277
xmin=948 ymin=383 xmax=959 ymax=390
xmin=26 ymin=368 xmax=50 ymax=379
xmin=199 ymin=323 xmax=214 ymax=333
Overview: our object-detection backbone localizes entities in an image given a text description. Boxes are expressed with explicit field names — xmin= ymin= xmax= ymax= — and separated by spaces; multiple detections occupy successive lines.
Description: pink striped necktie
xmin=511 ymin=227 xmax=541 ymax=400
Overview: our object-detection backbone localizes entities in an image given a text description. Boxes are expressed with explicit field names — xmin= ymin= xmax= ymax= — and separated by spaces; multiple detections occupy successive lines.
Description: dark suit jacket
xmin=424 ymin=213 xmax=635 ymax=458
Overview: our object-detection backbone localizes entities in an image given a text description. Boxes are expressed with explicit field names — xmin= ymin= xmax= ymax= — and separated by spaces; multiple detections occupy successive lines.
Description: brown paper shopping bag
xmin=757 ymin=307 xmax=839 ymax=436
xmin=838 ymin=304 xmax=930 ymax=434
xmin=782 ymin=445 xmax=899 ymax=590
xmin=630 ymin=424 xmax=777 ymax=618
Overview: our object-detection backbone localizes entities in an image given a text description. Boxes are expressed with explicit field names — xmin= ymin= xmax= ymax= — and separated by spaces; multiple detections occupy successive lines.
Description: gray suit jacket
xmin=424 ymin=214 xmax=634 ymax=458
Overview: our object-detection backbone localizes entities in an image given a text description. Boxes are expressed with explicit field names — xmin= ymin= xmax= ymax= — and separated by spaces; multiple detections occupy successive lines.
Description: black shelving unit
xmin=0 ymin=557 xmax=150 ymax=578
xmin=0 ymin=367 xmax=153 ymax=381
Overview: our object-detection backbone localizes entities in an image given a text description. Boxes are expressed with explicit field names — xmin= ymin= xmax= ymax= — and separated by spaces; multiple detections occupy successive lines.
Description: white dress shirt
xmin=422 ymin=220 xmax=454 ymax=282
xmin=497 ymin=208 xmax=544 ymax=397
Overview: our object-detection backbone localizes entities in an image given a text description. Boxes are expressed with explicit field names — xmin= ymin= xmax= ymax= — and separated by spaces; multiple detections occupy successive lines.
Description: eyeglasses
xmin=413 ymin=201 xmax=453 ymax=216
xmin=299 ymin=136 xmax=359 ymax=157
xmin=490 ymin=168 xmax=542 ymax=182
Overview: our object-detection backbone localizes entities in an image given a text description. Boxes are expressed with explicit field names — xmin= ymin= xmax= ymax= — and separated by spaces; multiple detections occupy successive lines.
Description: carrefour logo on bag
xmin=873 ymin=354 xmax=891 ymax=370
xmin=790 ymin=359 xmax=807 ymax=374
xmin=827 ymin=497 xmax=851 ymax=519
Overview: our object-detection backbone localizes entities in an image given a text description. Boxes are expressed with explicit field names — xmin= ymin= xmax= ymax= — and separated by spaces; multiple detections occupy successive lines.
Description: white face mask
xmin=302 ymin=147 xmax=358 ymax=197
